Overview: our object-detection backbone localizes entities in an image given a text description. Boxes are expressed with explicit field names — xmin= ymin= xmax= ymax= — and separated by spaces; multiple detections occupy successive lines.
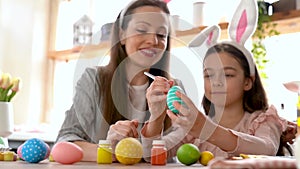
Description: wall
xmin=0 ymin=1 xmax=2 ymax=68
xmin=0 ymin=0 xmax=50 ymax=127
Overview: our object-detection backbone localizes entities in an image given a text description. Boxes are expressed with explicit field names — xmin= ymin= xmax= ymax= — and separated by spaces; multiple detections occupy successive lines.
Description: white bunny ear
xmin=229 ymin=0 xmax=258 ymax=45
xmin=188 ymin=25 xmax=220 ymax=48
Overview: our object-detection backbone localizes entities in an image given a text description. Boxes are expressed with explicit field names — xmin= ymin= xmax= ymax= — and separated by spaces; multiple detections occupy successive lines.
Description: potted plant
xmin=0 ymin=73 xmax=21 ymax=102
xmin=0 ymin=71 xmax=21 ymax=138
xmin=252 ymin=0 xmax=280 ymax=80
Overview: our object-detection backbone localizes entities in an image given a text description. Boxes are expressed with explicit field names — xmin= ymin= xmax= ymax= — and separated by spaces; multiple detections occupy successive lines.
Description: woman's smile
xmin=139 ymin=48 xmax=158 ymax=58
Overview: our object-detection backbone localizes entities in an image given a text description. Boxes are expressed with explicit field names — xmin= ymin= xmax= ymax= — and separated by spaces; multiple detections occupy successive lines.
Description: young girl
xmin=141 ymin=0 xmax=296 ymax=160
xmin=56 ymin=0 xmax=183 ymax=161
xmin=166 ymin=42 xmax=288 ymax=157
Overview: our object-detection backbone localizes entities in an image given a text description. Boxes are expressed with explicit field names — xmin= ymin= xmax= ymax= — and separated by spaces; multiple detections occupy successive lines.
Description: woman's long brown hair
xmin=98 ymin=0 xmax=172 ymax=130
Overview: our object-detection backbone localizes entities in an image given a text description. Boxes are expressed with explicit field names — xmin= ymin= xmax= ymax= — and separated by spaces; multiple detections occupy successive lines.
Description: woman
xmin=56 ymin=0 xmax=183 ymax=162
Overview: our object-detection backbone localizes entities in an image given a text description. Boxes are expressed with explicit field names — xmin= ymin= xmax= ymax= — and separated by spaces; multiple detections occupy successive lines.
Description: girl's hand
xmin=166 ymin=91 xmax=206 ymax=138
xmin=146 ymin=76 xmax=173 ymax=122
xmin=282 ymin=121 xmax=297 ymax=144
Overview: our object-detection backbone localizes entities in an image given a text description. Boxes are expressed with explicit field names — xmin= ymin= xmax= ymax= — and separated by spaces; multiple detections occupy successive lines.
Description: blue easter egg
xmin=21 ymin=138 xmax=49 ymax=163
xmin=167 ymin=86 xmax=185 ymax=114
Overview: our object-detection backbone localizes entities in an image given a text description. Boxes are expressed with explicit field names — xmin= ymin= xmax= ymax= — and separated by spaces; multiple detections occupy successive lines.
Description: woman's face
xmin=121 ymin=6 xmax=169 ymax=69
xmin=203 ymin=52 xmax=252 ymax=107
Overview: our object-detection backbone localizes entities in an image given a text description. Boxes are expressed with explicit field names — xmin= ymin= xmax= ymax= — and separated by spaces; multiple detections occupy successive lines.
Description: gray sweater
xmin=56 ymin=67 xmax=185 ymax=145
xmin=56 ymin=67 xmax=109 ymax=143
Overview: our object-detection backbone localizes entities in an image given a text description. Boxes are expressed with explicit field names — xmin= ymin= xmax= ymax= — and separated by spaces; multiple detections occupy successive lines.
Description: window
xmin=264 ymin=32 xmax=300 ymax=122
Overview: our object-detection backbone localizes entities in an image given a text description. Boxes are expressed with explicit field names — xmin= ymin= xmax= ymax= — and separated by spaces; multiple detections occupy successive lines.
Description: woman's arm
xmin=56 ymin=67 xmax=106 ymax=162
xmin=73 ymin=141 xmax=98 ymax=162
xmin=143 ymin=76 xmax=173 ymax=137
xmin=56 ymin=67 xmax=99 ymax=143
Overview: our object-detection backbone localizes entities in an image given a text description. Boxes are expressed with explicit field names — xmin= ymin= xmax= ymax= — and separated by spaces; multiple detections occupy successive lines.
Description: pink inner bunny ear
xmin=236 ymin=10 xmax=247 ymax=43
xmin=188 ymin=25 xmax=220 ymax=48
xmin=206 ymin=32 xmax=214 ymax=46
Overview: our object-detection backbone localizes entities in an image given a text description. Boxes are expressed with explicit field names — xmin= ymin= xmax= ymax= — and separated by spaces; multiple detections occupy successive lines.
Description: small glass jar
xmin=151 ymin=140 xmax=167 ymax=165
xmin=97 ymin=140 xmax=112 ymax=164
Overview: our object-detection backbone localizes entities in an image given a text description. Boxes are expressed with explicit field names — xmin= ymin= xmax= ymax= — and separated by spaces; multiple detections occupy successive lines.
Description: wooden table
xmin=0 ymin=161 xmax=209 ymax=169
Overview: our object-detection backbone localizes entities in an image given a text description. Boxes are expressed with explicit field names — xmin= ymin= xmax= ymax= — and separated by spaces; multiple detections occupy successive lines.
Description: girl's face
xmin=203 ymin=52 xmax=252 ymax=107
xmin=121 ymin=6 xmax=169 ymax=69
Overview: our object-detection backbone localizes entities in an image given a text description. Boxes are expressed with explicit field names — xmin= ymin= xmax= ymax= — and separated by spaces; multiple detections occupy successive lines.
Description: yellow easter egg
xmin=115 ymin=137 xmax=143 ymax=165
xmin=199 ymin=151 xmax=214 ymax=166
xmin=0 ymin=152 xmax=4 ymax=161
xmin=49 ymin=154 xmax=55 ymax=162
xmin=3 ymin=151 xmax=14 ymax=161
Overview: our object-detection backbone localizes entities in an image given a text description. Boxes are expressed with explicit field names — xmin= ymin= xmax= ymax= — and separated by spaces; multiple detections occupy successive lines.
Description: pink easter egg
xmin=17 ymin=143 xmax=24 ymax=160
xmin=51 ymin=142 xmax=83 ymax=164
xmin=45 ymin=143 xmax=50 ymax=159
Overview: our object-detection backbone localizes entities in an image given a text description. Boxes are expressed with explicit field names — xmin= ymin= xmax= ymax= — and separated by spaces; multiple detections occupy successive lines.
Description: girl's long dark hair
xmin=202 ymin=43 xmax=268 ymax=117
xmin=202 ymin=43 xmax=291 ymax=156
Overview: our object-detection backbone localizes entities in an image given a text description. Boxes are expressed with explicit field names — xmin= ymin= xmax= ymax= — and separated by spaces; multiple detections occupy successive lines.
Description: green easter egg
xmin=177 ymin=143 xmax=201 ymax=166
xmin=167 ymin=86 xmax=185 ymax=114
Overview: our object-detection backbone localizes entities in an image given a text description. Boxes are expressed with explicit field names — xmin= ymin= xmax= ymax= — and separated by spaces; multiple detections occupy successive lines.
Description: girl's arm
xmin=168 ymin=92 xmax=283 ymax=156
xmin=205 ymin=123 xmax=280 ymax=156
xmin=167 ymin=109 xmax=239 ymax=153
xmin=141 ymin=122 xmax=195 ymax=162
xmin=223 ymin=108 xmax=284 ymax=156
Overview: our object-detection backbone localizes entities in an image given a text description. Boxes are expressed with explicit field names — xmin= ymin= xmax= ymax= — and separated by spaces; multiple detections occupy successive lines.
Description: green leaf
xmin=251 ymin=1 xmax=281 ymax=81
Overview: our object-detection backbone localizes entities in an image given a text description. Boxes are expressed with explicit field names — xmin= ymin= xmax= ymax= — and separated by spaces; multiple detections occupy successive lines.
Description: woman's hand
xmin=166 ymin=91 xmax=206 ymax=138
xmin=146 ymin=76 xmax=173 ymax=122
xmin=106 ymin=119 xmax=138 ymax=161
xmin=142 ymin=76 xmax=173 ymax=137
xmin=106 ymin=119 xmax=139 ymax=146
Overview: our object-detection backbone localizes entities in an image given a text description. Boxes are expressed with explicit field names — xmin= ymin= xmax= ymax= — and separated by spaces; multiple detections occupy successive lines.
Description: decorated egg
xmin=49 ymin=154 xmax=55 ymax=162
xmin=177 ymin=143 xmax=201 ymax=166
xmin=44 ymin=143 xmax=51 ymax=159
xmin=20 ymin=138 xmax=50 ymax=163
xmin=115 ymin=137 xmax=143 ymax=165
xmin=3 ymin=151 xmax=15 ymax=161
xmin=0 ymin=152 xmax=3 ymax=161
xmin=167 ymin=86 xmax=185 ymax=114
xmin=51 ymin=142 xmax=83 ymax=164
xmin=17 ymin=143 xmax=24 ymax=160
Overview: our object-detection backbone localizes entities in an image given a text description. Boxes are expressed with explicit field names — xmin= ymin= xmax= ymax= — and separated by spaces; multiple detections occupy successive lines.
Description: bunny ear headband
xmin=188 ymin=0 xmax=258 ymax=76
